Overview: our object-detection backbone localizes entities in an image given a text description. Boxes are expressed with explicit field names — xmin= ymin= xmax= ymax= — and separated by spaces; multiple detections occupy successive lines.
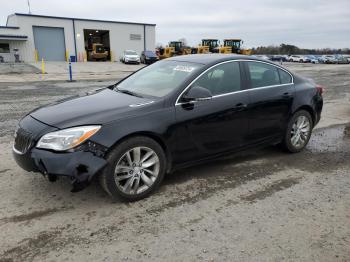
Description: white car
xmin=120 ymin=50 xmax=141 ymax=64
xmin=288 ymin=55 xmax=304 ymax=62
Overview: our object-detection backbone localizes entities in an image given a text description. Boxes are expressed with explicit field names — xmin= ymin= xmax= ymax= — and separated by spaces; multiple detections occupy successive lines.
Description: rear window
xmin=144 ymin=51 xmax=156 ymax=56
xmin=279 ymin=69 xmax=292 ymax=84
xmin=125 ymin=51 xmax=137 ymax=55
xmin=247 ymin=62 xmax=280 ymax=88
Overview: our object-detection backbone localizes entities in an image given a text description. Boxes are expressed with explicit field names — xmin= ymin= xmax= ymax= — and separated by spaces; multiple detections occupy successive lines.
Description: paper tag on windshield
xmin=173 ymin=65 xmax=195 ymax=73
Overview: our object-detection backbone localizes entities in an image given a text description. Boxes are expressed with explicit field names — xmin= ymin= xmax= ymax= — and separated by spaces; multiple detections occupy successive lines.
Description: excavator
xmin=217 ymin=39 xmax=252 ymax=55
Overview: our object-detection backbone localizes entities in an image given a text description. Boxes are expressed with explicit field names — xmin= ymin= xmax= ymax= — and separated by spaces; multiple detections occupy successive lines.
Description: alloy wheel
xmin=114 ymin=147 xmax=160 ymax=195
xmin=290 ymin=115 xmax=311 ymax=149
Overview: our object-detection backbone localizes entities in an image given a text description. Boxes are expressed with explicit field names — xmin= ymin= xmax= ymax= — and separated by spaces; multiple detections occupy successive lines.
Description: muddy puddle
xmin=307 ymin=124 xmax=350 ymax=153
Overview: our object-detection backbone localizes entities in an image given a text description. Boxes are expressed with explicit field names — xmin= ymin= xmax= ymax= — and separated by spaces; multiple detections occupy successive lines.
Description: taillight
xmin=316 ymin=84 xmax=325 ymax=95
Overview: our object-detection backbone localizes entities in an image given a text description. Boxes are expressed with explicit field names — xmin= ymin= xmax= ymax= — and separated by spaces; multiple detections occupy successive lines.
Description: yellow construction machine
xmin=157 ymin=41 xmax=193 ymax=59
xmin=88 ymin=43 xmax=109 ymax=61
xmin=192 ymin=39 xmax=220 ymax=54
xmin=218 ymin=39 xmax=252 ymax=55
xmin=157 ymin=46 xmax=175 ymax=59
xmin=169 ymin=41 xmax=192 ymax=55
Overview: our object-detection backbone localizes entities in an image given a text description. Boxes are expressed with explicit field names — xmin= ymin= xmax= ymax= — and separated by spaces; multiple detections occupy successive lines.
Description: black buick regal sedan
xmin=13 ymin=54 xmax=323 ymax=201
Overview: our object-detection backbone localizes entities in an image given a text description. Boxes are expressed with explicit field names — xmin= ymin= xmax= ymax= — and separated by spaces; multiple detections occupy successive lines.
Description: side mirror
xmin=182 ymin=86 xmax=212 ymax=102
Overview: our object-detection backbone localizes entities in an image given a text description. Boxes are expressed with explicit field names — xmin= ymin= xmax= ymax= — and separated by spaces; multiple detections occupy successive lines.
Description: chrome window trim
xmin=175 ymin=59 xmax=294 ymax=106
xmin=246 ymin=60 xmax=294 ymax=88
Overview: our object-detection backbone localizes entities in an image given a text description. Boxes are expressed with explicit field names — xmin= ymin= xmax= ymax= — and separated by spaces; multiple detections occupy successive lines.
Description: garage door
xmin=33 ymin=26 xmax=66 ymax=61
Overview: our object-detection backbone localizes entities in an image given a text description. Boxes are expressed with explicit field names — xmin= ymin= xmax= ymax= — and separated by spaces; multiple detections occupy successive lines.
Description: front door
xmin=173 ymin=61 xmax=250 ymax=164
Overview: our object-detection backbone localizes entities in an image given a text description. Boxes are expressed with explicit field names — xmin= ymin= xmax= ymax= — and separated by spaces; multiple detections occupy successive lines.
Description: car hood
xmin=30 ymin=88 xmax=155 ymax=129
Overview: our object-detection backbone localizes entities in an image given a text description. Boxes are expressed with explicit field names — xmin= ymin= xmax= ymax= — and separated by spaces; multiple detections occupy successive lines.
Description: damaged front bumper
xmin=13 ymin=142 xmax=108 ymax=192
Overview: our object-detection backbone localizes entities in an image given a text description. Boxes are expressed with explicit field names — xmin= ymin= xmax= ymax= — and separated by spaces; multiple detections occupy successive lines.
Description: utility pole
xmin=27 ymin=0 xmax=32 ymax=14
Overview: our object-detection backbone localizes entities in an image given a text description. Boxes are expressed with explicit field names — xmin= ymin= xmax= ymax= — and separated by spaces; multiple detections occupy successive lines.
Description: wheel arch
xmin=292 ymin=105 xmax=316 ymax=126
xmin=106 ymin=131 xmax=173 ymax=173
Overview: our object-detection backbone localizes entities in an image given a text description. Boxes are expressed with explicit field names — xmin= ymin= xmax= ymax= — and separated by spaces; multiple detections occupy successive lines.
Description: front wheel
xmin=282 ymin=110 xmax=313 ymax=153
xmin=99 ymin=136 xmax=166 ymax=201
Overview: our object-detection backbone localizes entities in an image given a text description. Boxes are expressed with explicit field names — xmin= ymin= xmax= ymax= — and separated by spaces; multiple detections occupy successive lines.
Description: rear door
xmin=173 ymin=61 xmax=250 ymax=164
xmin=243 ymin=61 xmax=294 ymax=143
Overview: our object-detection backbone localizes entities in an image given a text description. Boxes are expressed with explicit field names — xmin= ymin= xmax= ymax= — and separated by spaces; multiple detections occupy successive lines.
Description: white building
xmin=0 ymin=13 xmax=156 ymax=62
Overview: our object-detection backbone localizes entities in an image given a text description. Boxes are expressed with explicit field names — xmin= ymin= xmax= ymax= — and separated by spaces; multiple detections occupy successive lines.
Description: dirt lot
xmin=0 ymin=63 xmax=349 ymax=262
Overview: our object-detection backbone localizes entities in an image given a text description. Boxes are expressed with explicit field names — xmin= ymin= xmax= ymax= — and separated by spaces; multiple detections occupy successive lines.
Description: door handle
xmin=282 ymin=92 xmax=292 ymax=98
xmin=234 ymin=103 xmax=247 ymax=111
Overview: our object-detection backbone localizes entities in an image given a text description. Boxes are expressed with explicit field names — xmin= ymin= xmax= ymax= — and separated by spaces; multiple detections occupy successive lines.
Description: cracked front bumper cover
xmin=13 ymin=144 xmax=108 ymax=191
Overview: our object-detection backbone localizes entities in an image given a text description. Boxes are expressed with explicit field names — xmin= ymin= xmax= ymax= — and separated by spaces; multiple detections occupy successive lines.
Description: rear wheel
xmin=282 ymin=110 xmax=313 ymax=153
xmin=99 ymin=136 xmax=166 ymax=201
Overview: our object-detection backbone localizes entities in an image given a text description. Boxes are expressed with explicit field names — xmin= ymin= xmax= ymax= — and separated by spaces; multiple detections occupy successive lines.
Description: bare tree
xmin=156 ymin=43 xmax=163 ymax=49
xmin=178 ymin=38 xmax=188 ymax=46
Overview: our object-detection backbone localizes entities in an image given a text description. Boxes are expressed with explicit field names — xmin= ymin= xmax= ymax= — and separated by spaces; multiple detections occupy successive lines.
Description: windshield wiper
xmin=115 ymin=88 xmax=144 ymax=98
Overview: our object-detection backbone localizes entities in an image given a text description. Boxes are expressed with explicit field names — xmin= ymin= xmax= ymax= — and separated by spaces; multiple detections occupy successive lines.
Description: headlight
xmin=36 ymin=126 xmax=101 ymax=151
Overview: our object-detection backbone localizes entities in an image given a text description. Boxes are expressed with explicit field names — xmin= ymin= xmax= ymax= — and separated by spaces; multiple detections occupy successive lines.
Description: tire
xmin=282 ymin=110 xmax=313 ymax=153
xmin=99 ymin=136 xmax=166 ymax=201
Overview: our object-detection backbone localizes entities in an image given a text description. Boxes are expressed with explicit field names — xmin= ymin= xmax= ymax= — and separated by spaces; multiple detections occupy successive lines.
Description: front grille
xmin=14 ymin=128 xmax=34 ymax=154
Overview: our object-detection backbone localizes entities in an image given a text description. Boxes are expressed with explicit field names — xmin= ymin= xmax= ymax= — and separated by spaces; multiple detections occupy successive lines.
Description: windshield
xmin=116 ymin=60 xmax=203 ymax=98
xmin=125 ymin=51 xmax=137 ymax=55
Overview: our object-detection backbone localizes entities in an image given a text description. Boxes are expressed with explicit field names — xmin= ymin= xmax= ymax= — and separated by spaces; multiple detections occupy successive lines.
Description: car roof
xmin=166 ymin=54 xmax=266 ymax=65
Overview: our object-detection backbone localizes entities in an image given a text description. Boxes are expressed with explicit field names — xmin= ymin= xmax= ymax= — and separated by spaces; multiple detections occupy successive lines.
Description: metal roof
xmin=12 ymin=13 xmax=156 ymax=26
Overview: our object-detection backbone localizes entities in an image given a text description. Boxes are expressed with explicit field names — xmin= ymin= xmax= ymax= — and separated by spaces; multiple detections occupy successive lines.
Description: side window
xmin=247 ymin=62 xmax=280 ymax=88
xmin=191 ymin=62 xmax=241 ymax=96
xmin=279 ymin=69 xmax=292 ymax=84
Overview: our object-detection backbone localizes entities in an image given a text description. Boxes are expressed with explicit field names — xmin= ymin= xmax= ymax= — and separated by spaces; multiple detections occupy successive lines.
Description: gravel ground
xmin=0 ymin=63 xmax=349 ymax=262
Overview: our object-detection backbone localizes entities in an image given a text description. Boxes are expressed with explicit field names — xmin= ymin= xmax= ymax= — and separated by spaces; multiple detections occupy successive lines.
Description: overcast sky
xmin=1 ymin=0 xmax=349 ymax=49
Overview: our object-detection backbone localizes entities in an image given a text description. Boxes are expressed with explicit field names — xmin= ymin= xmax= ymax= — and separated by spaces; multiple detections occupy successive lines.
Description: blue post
xmin=68 ymin=58 xmax=73 ymax=82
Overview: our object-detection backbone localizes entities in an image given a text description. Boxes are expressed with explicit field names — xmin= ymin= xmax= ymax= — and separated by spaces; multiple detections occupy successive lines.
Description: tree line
xmin=251 ymin=44 xmax=350 ymax=55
